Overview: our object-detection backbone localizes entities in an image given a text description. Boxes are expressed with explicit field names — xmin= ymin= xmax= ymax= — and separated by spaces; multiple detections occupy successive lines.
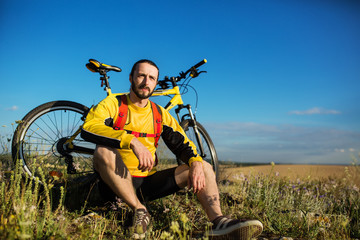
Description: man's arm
xmin=160 ymin=108 xmax=205 ymax=191
xmin=130 ymin=137 xmax=154 ymax=172
xmin=81 ymin=95 xmax=135 ymax=149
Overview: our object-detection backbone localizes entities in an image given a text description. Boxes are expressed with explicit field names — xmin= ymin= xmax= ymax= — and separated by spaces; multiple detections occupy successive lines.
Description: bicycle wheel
xmin=180 ymin=120 xmax=219 ymax=181
xmin=12 ymin=101 xmax=95 ymax=181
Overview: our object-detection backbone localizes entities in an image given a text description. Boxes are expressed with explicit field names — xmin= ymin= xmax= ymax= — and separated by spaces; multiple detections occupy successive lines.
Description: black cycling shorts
xmin=97 ymin=167 xmax=181 ymax=203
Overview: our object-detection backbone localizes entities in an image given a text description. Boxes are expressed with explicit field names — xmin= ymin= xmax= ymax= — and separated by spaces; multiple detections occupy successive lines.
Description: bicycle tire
xmin=11 ymin=101 xmax=95 ymax=181
xmin=179 ymin=120 xmax=219 ymax=181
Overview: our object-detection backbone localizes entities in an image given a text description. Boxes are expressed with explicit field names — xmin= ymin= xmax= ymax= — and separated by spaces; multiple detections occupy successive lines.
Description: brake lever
xmin=190 ymin=67 xmax=209 ymax=78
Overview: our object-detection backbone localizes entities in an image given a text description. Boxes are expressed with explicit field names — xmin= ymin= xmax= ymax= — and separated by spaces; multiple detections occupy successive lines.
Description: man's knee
xmin=93 ymin=145 xmax=118 ymax=170
xmin=174 ymin=161 xmax=216 ymax=188
xmin=203 ymin=161 xmax=216 ymax=178
xmin=174 ymin=164 xmax=190 ymax=188
xmin=94 ymin=145 xmax=129 ymax=178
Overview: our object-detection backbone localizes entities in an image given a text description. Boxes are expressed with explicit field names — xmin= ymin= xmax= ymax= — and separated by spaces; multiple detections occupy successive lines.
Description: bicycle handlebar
xmin=193 ymin=59 xmax=207 ymax=70
xmin=157 ymin=59 xmax=207 ymax=89
xmin=178 ymin=59 xmax=207 ymax=80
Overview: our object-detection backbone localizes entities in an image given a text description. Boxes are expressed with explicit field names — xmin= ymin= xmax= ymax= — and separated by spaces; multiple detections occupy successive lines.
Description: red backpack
xmin=113 ymin=95 xmax=162 ymax=148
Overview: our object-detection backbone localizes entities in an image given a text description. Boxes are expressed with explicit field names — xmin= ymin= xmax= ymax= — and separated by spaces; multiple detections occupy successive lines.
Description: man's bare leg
xmin=93 ymin=145 xmax=146 ymax=211
xmin=174 ymin=162 xmax=222 ymax=221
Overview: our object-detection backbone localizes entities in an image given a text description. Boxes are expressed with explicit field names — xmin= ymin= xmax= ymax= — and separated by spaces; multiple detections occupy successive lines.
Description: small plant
xmin=1 ymin=150 xmax=360 ymax=239
xmin=219 ymin=161 xmax=360 ymax=239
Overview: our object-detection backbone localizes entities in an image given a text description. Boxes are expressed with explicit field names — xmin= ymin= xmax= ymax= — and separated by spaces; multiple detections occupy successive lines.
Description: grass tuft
xmin=1 ymin=153 xmax=359 ymax=239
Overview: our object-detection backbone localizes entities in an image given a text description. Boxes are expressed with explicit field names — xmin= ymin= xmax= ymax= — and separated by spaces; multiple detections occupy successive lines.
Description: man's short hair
xmin=130 ymin=59 xmax=159 ymax=80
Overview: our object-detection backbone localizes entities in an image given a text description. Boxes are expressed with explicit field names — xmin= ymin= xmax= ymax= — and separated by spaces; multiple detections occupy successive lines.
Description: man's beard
xmin=131 ymin=80 xmax=155 ymax=99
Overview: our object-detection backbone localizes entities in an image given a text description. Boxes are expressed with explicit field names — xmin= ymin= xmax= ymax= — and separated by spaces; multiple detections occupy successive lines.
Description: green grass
xmin=1 ymin=153 xmax=359 ymax=239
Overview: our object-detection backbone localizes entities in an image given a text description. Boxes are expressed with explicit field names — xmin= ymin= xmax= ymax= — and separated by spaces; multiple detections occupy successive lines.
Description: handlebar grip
xmin=193 ymin=59 xmax=207 ymax=69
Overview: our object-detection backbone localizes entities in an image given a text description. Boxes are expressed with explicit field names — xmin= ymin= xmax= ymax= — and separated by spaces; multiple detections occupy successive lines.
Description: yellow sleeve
xmin=81 ymin=95 xmax=135 ymax=149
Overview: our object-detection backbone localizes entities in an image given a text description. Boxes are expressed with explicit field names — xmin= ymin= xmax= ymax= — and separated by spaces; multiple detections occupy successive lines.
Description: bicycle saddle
xmin=86 ymin=59 xmax=122 ymax=73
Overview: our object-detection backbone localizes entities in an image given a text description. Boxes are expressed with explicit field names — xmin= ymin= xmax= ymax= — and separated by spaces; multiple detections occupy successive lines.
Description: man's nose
xmin=143 ymin=75 xmax=151 ymax=85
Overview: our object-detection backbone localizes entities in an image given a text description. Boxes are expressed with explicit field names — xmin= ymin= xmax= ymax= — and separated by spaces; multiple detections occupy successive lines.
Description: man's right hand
xmin=130 ymin=138 xmax=154 ymax=172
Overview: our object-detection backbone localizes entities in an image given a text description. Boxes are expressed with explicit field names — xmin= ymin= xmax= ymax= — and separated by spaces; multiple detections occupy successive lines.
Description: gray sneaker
xmin=133 ymin=209 xmax=151 ymax=239
xmin=209 ymin=216 xmax=263 ymax=240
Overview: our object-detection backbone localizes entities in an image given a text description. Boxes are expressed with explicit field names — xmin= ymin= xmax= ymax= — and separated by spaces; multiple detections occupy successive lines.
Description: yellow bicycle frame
xmin=106 ymin=85 xmax=184 ymax=111
xmin=65 ymin=85 xmax=185 ymax=148
xmin=152 ymin=86 xmax=183 ymax=111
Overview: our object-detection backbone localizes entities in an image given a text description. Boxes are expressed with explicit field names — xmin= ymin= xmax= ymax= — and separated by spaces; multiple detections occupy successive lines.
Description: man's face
xmin=130 ymin=62 xmax=158 ymax=99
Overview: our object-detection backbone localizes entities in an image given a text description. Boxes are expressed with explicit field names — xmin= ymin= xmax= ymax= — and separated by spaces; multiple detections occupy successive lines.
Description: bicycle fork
xmin=175 ymin=105 xmax=206 ymax=158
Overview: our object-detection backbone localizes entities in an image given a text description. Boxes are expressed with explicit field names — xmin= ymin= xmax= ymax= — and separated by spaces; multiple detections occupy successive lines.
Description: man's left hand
xmin=188 ymin=161 xmax=206 ymax=193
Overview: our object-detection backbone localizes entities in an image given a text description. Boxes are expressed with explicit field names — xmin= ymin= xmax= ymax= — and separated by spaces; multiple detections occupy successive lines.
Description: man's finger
xmin=140 ymin=156 xmax=154 ymax=172
xmin=187 ymin=175 xmax=192 ymax=190
xmin=193 ymin=176 xmax=200 ymax=193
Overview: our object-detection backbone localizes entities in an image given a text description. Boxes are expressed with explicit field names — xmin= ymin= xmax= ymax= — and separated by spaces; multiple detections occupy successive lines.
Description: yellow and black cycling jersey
xmin=81 ymin=94 xmax=203 ymax=177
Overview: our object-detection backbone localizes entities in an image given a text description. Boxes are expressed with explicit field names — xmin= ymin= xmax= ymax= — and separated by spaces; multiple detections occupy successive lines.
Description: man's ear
xmin=129 ymin=74 xmax=132 ymax=83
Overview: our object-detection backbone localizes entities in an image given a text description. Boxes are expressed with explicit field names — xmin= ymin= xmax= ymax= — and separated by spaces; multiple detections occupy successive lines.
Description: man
xmin=81 ymin=59 xmax=263 ymax=239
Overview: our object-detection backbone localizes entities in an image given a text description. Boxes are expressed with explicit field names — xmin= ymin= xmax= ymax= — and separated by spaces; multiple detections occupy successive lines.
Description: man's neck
xmin=129 ymin=92 xmax=149 ymax=108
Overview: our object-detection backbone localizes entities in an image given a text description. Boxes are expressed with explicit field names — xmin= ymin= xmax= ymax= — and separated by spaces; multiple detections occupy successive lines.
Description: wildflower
xmin=275 ymin=171 xmax=280 ymax=177
xmin=234 ymin=172 xmax=246 ymax=181
xmin=29 ymin=205 xmax=36 ymax=212
xmin=170 ymin=221 xmax=180 ymax=234
xmin=17 ymin=233 xmax=31 ymax=239
xmin=160 ymin=231 xmax=173 ymax=240
xmin=180 ymin=213 xmax=188 ymax=224
xmin=9 ymin=215 xmax=16 ymax=224
xmin=341 ymin=218 xmax=349 ymax=228
xmin=56 ymin=214 xmax=66 ymax=222
xmin=353 ymin=185 xmax=359 ymax=192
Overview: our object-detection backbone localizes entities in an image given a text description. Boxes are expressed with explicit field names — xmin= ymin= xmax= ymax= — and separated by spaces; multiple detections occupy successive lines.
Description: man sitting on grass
xmin=81 ymin=59 xmax=263 ymax=239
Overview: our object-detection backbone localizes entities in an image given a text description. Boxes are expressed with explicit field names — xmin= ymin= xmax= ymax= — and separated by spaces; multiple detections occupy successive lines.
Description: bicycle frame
xmin=105 ymin=81 xmax=191 ymax=123
xmin=13 ymin=58 xmax=218 ymax=180
xmin=111 ymin=86 xmax=205 ymax=157
xmin=64 ymin=61 xmax=207 ymax=161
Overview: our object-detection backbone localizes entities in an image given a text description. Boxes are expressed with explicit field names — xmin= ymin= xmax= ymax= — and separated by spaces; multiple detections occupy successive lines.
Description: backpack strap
xmin=113 ymin=95 xmax=128 ymax=130
xmin=113 ymin=95 xmax=162 ymax=148
xmin=150 ymin=101 xmax=162 ymax=148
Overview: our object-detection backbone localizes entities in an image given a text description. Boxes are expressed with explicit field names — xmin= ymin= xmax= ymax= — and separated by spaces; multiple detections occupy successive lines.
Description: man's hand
xmin=130 ymin=138 xmax=154 ymax=172
xmin=188 ymin=161 xmax=206 ymax=193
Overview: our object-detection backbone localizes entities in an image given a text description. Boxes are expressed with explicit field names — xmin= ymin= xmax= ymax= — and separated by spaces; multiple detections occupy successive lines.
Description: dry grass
xmin=220 ymin=164 xmax=360 ymax=185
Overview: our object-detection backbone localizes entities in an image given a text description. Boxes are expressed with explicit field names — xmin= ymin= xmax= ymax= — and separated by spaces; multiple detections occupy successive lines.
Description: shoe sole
xmin=208 ymin=220 xmax=263 ymax=240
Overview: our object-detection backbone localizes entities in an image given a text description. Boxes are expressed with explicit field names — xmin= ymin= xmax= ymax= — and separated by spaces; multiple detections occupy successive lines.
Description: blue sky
xmin=1 ymin=0 xmax=359 ymax=164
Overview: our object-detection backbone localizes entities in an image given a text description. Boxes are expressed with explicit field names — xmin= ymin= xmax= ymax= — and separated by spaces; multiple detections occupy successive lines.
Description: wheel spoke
xmin=13 ymin=101 xmax=94 ymax=181
xmin=180 ymin=120 xmax=219 ymax=181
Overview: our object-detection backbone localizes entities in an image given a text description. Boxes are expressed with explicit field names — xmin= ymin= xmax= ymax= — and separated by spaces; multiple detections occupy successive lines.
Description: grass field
xmin=220 ymin=164 xmax=360 ymax=185
xmin=1 ymin=153 xmax=359 ymax=239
